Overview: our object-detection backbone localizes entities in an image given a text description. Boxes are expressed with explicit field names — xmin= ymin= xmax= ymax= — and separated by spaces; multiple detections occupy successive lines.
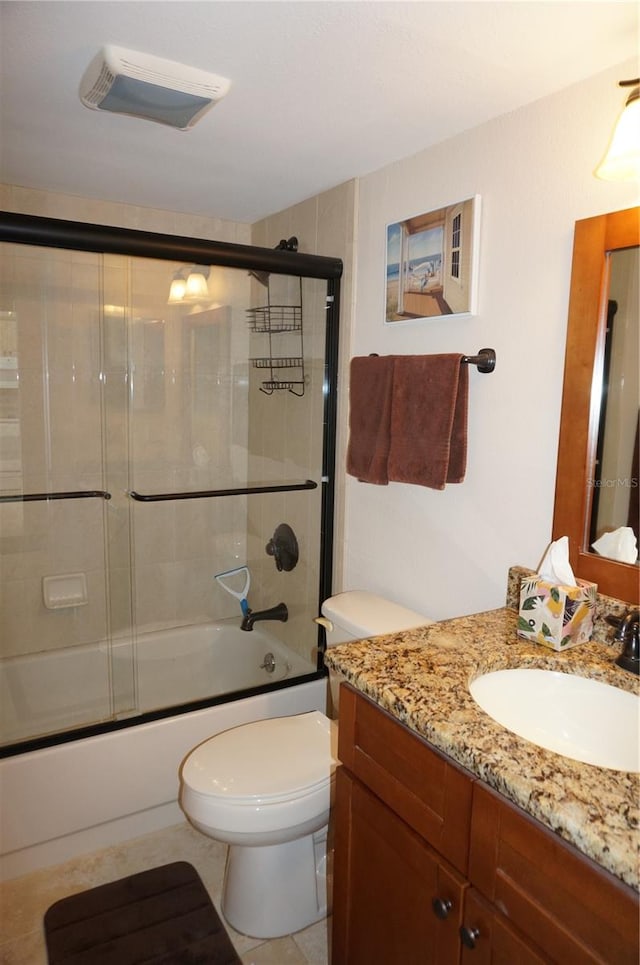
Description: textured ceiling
xmin=0 ymin=1 xmax=638 ymax=222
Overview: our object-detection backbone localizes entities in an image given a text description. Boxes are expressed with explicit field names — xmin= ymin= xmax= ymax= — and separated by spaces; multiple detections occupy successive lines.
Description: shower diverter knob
xmin=265 ymin=523 xmax=298 ymax=571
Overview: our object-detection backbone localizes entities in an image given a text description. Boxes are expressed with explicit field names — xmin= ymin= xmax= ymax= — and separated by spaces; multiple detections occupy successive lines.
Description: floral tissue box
xmin=518 ymin=576 xmax=598 ymax=650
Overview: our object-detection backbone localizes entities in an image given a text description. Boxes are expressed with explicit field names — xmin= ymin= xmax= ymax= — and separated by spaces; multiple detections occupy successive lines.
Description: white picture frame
xmin=385 ymin=195 xmax=481 ymax=324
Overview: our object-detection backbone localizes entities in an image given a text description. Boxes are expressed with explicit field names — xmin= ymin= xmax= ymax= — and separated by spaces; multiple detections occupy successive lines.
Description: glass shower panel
xmin=102 ymin=254 xmax=135 ymax=718
xmin=0 ymin=242 xmax=128 ymax=745
xmin=127 ymin=257 xmax=250 ymax=495
xmin=124 ymin=262 xmax=326 ymax=713
xmin=126 ymin=259 xmax=249 ymax=641
xmin=245 ymin=275 xmax=329 ymax=668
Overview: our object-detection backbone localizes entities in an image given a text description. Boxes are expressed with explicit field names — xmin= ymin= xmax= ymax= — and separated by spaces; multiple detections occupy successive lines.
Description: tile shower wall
xmin=249 ymin=181 xmax=356 ymax=662
xmin=242 ymin=280 xmax=327 ymax=663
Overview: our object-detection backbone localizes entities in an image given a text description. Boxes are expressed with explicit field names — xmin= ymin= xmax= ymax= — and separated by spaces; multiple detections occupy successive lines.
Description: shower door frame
xmin=0 ymin=211 xmax=342 ymax=756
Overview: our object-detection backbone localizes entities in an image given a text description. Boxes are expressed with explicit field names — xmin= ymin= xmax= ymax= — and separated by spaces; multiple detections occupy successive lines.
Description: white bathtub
xmin=0 ymin=622 xmax=325 ymax=881
xmin=131 ymin=622 xmax=314 ymax=713
xmin=1 ymin=619 xmax=315 ymax=745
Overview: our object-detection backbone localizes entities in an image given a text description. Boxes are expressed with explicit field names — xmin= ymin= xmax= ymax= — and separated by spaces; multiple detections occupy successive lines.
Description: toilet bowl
xmin=179 ymin=591 xmax=429 ymax=939
xmin=181 ymin=711 xmax=337 ymax=938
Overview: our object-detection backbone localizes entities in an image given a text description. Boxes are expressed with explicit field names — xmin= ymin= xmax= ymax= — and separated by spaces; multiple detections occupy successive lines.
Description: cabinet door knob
xmin=459 ymin=925 xmax=481 ymax=949
xmin=431 ymin=897 xmax=452 ymax=920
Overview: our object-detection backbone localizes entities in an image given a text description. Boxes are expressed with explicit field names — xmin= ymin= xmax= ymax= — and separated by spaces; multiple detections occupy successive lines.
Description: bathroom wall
xmin=0 ymin=186 xmax=252 ymax=666
xmin=339 ymin=59 xmax=638 ymax=621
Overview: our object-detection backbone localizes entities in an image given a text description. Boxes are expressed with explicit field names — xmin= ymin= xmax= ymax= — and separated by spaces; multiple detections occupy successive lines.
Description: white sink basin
xmin=470 ymin=668 xmax=640 ymax=772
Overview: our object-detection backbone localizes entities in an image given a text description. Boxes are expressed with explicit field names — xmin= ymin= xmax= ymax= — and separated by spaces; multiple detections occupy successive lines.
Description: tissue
xmin=518 ymin=538 xmax=597 ymax=651
xmin=592 ymin=526 xmax=638 ymax=565
xmin=537 ymin=535 xmax=576 ymax=586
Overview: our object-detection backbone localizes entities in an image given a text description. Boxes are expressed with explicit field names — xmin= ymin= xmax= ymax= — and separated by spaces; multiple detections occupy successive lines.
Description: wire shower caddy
xmin=247 ymin=250 xmax=305 ymax=396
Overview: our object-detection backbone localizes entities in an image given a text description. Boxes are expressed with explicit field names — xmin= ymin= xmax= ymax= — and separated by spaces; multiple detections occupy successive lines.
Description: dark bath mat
xmin=43 ymin=860 xmax=241 ymax=964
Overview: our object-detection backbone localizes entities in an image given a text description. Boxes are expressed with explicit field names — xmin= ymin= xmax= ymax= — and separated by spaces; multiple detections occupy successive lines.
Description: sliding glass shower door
xmin=0 ymin=243 xmax=119 ymax=743
xmin=0 ymin=217 xmax=341 ymax=752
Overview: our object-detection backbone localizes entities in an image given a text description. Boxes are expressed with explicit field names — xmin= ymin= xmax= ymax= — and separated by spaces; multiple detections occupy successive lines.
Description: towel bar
xmin=461 ymin=347 xmax=496 ymax=373
xmin=367 ymin=348 xmax=496 ymax=374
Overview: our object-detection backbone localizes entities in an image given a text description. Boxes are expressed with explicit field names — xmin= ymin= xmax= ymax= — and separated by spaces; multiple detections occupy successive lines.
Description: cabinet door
xmin=469 ymin=783 xmax=640 ymax=965
xmin=332 ymin=767 xmax=467 ymax=965
xmin=338 ymin=684 xmax=474 ymax=874
xmin=460 ymin=889 xmax=547 ymax=964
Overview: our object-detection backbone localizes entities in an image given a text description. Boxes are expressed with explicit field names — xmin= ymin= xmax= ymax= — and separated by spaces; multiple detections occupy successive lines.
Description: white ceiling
xmin=0 ymin=1 xmax=638 ymax=223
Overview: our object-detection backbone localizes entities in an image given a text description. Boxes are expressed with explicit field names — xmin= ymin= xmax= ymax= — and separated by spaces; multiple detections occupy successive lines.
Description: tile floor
xmin=0 ymin=822 xmax=330 ymax=965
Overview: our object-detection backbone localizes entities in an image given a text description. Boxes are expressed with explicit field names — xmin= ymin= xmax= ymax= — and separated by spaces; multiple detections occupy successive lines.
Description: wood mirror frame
xmin=553 ymin=206 xmax=639 ymax=604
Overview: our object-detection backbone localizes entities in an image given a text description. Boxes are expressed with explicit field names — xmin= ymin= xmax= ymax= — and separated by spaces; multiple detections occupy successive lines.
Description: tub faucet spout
xmin=241 ymin=602 xmax=288 ymax=631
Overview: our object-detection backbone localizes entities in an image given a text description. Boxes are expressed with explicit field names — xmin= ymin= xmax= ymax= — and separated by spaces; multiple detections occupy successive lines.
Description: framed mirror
xmin=553 ymin=206 xmax=639 ymax=603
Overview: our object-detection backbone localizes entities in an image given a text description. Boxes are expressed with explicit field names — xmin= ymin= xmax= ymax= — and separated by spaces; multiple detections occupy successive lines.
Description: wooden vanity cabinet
xmin=459 ymin=889 xmax=548 ymax=964
xmin=333 ymin=768 xmax=467 ymax=964
xmin=466 ymin=782 xmax=640 ymax=965
xmin=333 ymin=684 xmax=474 ymax=965
xmin=333 ymin=685 xmax=640 ymax=965
xmin=335 ymin=676 xmax=474 ymax=872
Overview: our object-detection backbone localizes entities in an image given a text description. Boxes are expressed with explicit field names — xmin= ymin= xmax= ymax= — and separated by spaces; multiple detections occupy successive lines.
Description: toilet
xmin=318 ymin=590 xmax=432 ymax=714
xmin=179 ymin=590 xmax=430 ymax=939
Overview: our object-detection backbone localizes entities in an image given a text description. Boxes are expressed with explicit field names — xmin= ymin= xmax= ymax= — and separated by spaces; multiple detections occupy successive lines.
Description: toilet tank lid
xmin=321 ymin=590 xmax=430 ymax=638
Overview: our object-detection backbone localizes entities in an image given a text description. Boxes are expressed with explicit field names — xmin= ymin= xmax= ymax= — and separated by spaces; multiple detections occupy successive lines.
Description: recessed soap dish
xmin=42 ymin=573 xmax=88 ymax=609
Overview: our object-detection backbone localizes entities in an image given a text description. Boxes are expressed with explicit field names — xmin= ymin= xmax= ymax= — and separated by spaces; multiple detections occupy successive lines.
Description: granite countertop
xmin=324 ymin=607 xmax=639 ymax=890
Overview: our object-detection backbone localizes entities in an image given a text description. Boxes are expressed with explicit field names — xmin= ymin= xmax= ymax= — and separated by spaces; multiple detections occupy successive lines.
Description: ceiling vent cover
xmin=79 ymin=45 xmax=231 ymax=130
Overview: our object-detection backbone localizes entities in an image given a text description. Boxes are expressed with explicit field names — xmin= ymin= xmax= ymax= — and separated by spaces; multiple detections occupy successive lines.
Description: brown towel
xmin=387 ymin=354 xmax=468 ymax=489
xmin=346 ymin=355 xmax=394 ymax=484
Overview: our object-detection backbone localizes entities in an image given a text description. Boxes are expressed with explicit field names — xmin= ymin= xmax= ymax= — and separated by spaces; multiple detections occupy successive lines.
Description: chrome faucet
xmin=241 ymin=602 xmax=288 ymax=632
xmin=608 ymin=609 xmax=640 ymax=675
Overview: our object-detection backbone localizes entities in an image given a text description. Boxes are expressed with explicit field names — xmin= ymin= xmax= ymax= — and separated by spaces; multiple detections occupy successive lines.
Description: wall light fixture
xmin=168 ymin=267 xmax=210 ymax=305
xmin=595 ymin=78 xmax=640 ymax=182
xmin=184 ymin=268 xmax=210 ymax=302
xmin=168 ymin=271 xmax=187 ymax=304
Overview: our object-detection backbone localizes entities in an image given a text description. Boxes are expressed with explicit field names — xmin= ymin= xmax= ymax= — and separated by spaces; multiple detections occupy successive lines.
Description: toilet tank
xmin=319 ymin=590 xmax=430 ymax=647
xmin=318 ymin=591 xmax=431 ymax=717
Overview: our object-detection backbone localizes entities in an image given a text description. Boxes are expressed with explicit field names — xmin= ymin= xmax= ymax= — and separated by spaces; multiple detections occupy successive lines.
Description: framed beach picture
xmin=385 ymin=195 xmax=480 ymax=324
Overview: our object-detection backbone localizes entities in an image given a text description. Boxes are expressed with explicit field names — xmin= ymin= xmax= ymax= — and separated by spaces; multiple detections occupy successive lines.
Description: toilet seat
xmin=183 ymin=710 xmax=336 ymax=803
xmin=181 ymin=711 xmax=338 ymax=841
